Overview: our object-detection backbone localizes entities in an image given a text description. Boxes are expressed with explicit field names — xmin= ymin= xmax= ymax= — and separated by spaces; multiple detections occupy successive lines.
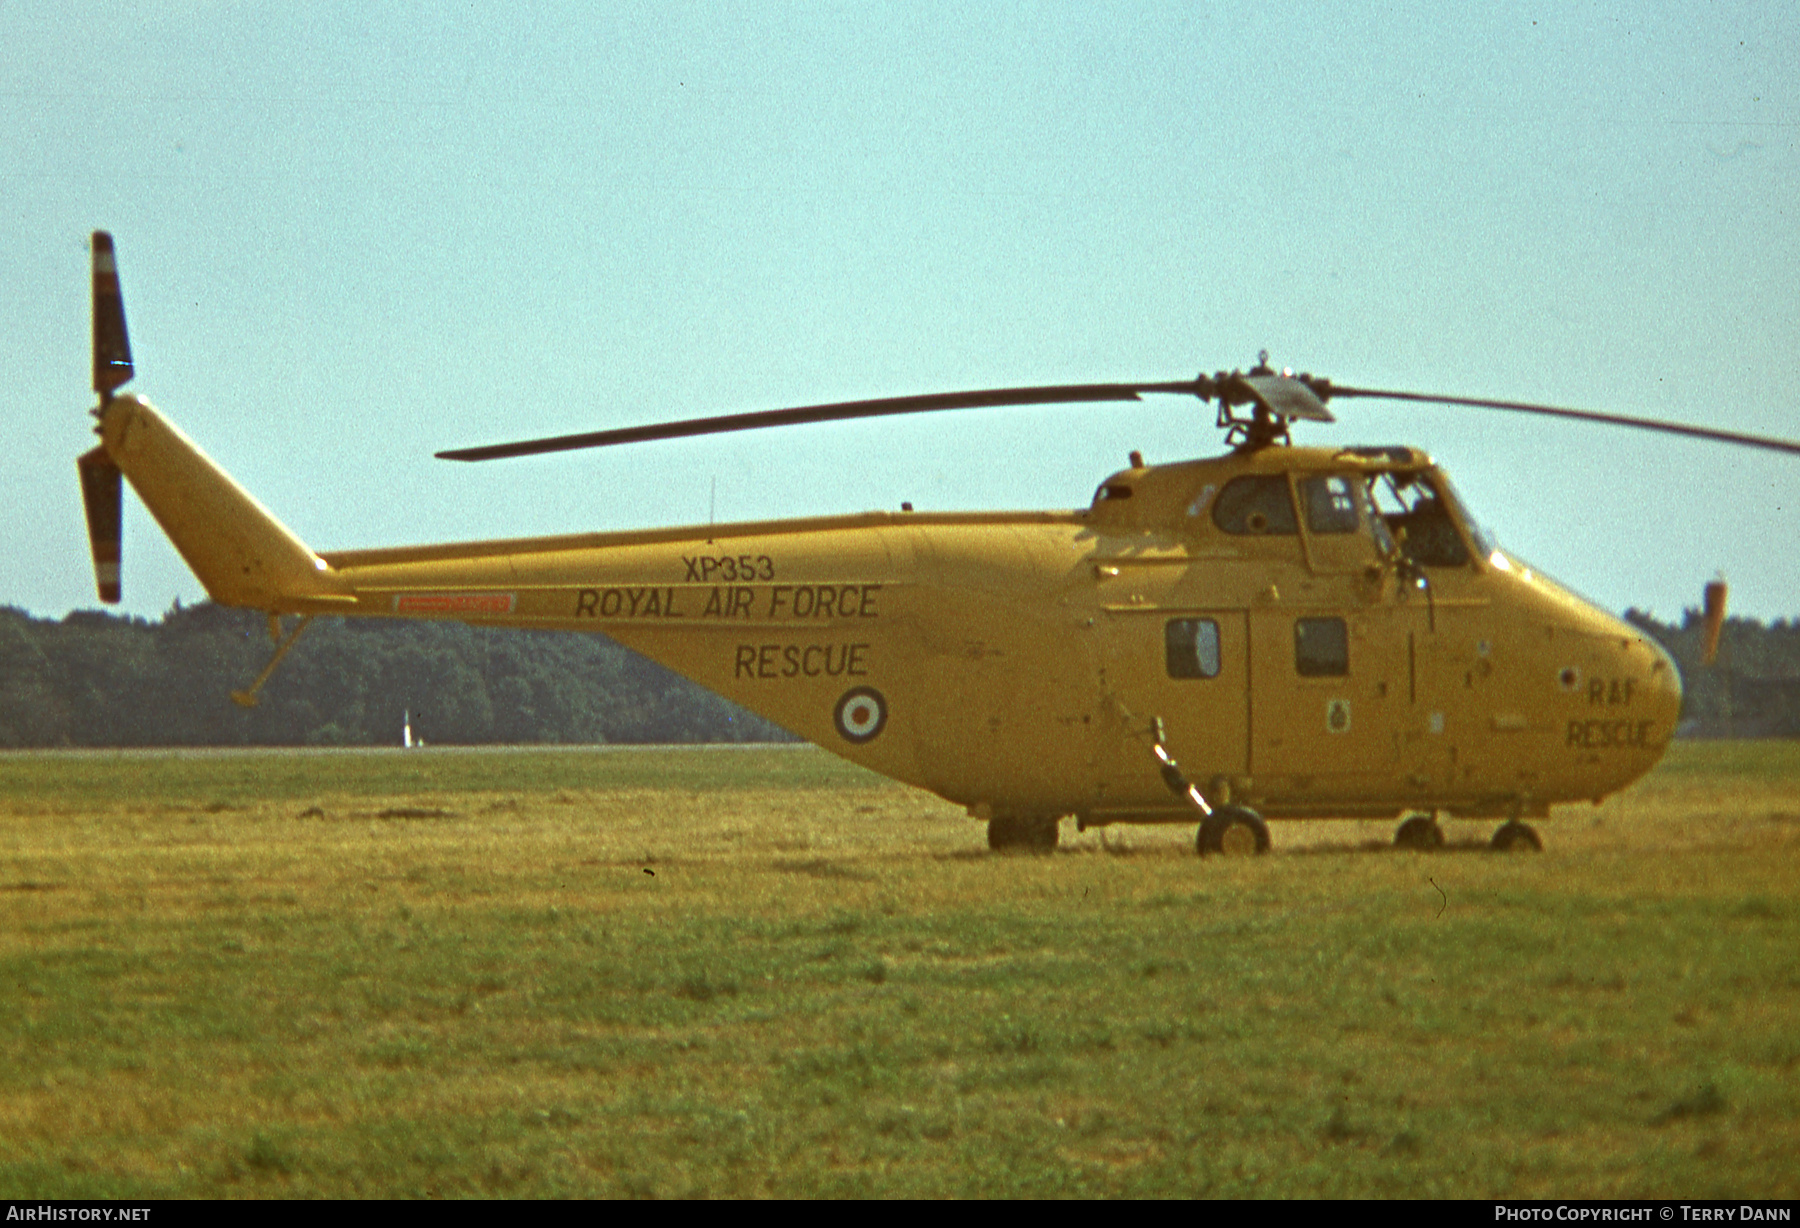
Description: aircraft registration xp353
xmin=75 ymin=233 xmax=1800 ymax=856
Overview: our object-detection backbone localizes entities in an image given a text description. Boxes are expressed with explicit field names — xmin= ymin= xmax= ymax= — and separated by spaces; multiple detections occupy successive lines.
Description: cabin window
xmin=1295 ymin=617 xmax=1349 ymax=677
xmin=1212 ymin=475 xmax=1298 ymax=536
xmin=1300 ymin=475 xmax=1360 ymax=534
xmin=1165 ymin=618 xmax=1221 ymax=679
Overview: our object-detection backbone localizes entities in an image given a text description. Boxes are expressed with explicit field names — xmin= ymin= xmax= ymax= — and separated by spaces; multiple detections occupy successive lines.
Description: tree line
xmin=1 ymin=601 xmax=1795 ymax=748
xmin=0 ymin=602 xmax=794 ymax=748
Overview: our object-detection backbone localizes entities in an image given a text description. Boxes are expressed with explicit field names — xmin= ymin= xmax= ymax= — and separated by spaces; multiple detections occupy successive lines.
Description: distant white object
xmin=403 ymin=710 xmax=414 ymax=749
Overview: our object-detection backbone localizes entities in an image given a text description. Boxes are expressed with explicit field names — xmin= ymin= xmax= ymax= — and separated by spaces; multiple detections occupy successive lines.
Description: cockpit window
xmin=1212 ymin=475 xmax=1298 ymax=536
xmin=1369 ymin=473 xmax=1472 ymax=567
xmin=1432 ymin=473 xmax=1497 ymax=558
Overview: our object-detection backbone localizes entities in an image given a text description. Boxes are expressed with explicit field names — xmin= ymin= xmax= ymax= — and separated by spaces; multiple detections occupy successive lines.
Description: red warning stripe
xmin=393 ymin=592 xmax=517 ymax=615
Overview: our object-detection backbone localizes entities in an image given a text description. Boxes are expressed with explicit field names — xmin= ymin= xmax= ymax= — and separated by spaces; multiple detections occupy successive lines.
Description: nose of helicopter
xmin=1558 ymin=605 xmax=1684 ymax=797
xmin=1638 ymin=633 xmax=1685 ymax=738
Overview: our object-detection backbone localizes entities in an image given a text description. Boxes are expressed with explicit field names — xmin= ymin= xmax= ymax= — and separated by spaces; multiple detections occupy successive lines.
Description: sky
xmin=4 ymin=2 xmax=1797 ymax=623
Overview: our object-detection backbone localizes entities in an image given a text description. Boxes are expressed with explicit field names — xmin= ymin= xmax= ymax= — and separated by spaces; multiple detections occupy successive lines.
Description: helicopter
xmin=75 ymin=232 xmax=1799 ymax=856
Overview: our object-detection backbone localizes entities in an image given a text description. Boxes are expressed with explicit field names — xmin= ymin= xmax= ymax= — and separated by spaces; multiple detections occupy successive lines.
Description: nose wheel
xmin=1490 ymin=820 xmax=1542 ymax=852
xmin=1198 ymin=806 xmax=1270 ymax=857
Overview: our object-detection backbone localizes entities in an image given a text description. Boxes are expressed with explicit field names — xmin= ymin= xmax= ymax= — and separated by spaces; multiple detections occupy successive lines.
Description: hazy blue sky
xmin=5 ymin=2 xmax=1796 ymax=621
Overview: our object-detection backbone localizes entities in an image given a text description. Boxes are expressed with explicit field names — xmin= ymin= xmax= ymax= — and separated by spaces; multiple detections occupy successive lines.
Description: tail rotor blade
xmin=84 ymin=232 xmax=129 ymax=603
xmin=78 ymin=446 xmax=122 ymax=604
xmin=92 ymin=231 xmax=132 ymax=397
xmin=1702 ymin=578 xmax=1728 ymax=667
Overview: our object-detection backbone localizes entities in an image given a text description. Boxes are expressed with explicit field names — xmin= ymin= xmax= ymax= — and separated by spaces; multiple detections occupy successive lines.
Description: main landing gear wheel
xmin=1198 ymin=806 xmax=1270 ymax=857
xmin=1394 ymin=814 xmax=1445 ymax=851
xmin=1490 ymin=820 xmax=1542 ymax=852
xmin=988 ymin=814 xmax=1059 ymax=854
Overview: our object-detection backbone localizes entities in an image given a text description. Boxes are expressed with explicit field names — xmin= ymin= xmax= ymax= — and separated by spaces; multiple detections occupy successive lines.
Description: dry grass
xmin=1 ymin=742 xmax=1796 ymax=1197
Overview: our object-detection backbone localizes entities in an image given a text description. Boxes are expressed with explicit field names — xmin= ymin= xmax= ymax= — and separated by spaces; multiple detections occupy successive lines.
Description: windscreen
xmin=1365 ymin=469 xmax=1492 ymax=567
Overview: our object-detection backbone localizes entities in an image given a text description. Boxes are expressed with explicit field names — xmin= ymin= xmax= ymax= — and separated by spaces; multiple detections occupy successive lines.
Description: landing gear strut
xmin=230 ymin=614 xmax=314 ymax=708
xmin=1394 ymin=813 xmax=1445 ymax=851
xmin=988 ymin=814 xmax=1059 ymax=854
xmin=1145 ymin=717 xmax=1270 ymax=858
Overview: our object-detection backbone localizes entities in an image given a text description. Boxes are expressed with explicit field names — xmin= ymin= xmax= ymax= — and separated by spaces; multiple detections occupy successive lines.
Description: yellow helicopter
xmin=76 ymin=233 xmax=1797 ymax=856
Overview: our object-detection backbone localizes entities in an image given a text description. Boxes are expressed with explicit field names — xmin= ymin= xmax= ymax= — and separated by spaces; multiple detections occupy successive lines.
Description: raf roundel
xmin=834 ymin=686 xmax=888 ymax=744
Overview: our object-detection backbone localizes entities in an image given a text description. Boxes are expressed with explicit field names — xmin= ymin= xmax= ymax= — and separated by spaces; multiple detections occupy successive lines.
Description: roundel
xmin=834 ymin=686 xmax=888 ymax=744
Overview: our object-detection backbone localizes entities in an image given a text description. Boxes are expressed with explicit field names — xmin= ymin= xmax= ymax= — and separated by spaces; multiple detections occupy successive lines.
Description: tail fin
xmin=98 ymin=395 xmax=354 ymax=611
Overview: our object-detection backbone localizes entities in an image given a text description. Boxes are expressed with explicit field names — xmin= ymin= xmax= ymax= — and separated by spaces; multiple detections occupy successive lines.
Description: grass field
xmin=1 ymin=741 xmax=1796 ymax=1198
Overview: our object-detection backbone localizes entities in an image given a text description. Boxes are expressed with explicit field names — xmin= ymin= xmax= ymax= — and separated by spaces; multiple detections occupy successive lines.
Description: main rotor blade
xmin=1325 ymin=386 xmax=1800 ymax=457
xmin=436 ymin=380 xmax=1208 ymax=461
xmin=92 ymin=231 xmax=133 ymax=396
